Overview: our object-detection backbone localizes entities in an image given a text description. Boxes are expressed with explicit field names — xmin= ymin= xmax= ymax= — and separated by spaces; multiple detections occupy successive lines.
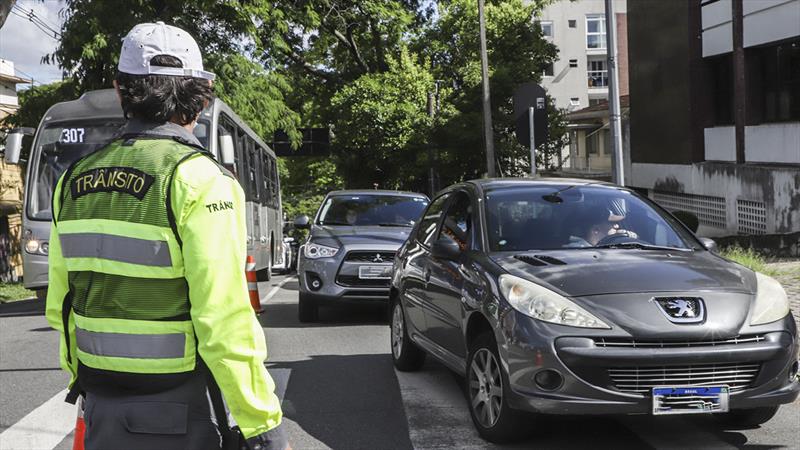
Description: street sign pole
xmin=478 ymin=0 xmax=496 ymax=178
xmin=528 ymin=106 xmax=536 ymax=177
xmin=605 ymin=0 xmax=625 ymax=186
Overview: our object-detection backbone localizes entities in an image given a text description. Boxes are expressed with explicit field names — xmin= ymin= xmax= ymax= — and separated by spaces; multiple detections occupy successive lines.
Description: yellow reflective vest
xmin=46 ymin=137 xmax=282 ymax=439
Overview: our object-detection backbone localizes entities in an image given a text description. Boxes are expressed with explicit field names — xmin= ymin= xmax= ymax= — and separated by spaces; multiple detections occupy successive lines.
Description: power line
xmin=10 ymin=4 xmax=61 ymax=39
xmin=12 ymin=2 xmax=60 ymax=30
xmin=11 ymin=3 xmax=61 ymax=33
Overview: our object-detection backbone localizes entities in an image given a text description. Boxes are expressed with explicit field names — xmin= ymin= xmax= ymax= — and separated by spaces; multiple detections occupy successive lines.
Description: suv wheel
xmin=466 ymin=332 xmax=530 ymax=443
xmin=715 ymin=406 xmax=779 ymax=428
xmin=390 ymin=300 xmax=425 ymax=371
xmin=298 ymin=292 xmax=318 ymax=322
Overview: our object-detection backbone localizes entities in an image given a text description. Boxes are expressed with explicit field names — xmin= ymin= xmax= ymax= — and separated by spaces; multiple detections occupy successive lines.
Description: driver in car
xmin=567 ymin=205 xmax=637 ymax=247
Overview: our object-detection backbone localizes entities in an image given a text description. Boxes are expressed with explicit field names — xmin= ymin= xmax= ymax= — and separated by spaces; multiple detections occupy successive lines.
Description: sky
xmin=0 ymin=0 xmax=65 ymax=86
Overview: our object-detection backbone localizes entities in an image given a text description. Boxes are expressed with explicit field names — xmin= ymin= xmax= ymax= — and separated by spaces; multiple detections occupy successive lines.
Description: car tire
xmin=466 ymin=332 xmax=531 ymax=443
xmin=298 ymin=292 xmax=318 ymax=323
xmin=715 ymin=406 xmax=780 ymax=428
xmin=390 ymin=299 xmax=426 ymax=371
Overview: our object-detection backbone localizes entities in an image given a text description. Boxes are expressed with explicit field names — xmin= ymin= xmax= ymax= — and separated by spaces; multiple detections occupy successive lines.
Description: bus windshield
xmin=28 ymin=121 xmax=124 ymax=220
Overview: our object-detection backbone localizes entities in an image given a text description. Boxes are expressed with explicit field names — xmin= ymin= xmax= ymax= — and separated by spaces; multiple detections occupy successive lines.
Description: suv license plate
xmin=358 ymin=265 xmax=392 ymax=279
xmin=652 ymin=386 xmax=729 ymax=415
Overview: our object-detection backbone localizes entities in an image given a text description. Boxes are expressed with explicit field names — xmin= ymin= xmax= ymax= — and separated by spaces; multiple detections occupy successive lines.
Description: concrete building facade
xmin=628 ymin=0 xmax=800 ymax=243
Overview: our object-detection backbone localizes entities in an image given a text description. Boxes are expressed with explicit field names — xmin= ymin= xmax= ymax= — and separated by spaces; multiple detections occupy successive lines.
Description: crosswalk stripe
xmin=0 ymin=389 xmax=76 ymax=450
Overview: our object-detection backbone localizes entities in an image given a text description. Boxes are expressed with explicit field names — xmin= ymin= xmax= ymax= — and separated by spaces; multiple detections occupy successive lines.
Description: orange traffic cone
xmin=73 ymin=396 xmax=86 ymax=450
xmin=246 ymin=255 xmax=263 ymax=314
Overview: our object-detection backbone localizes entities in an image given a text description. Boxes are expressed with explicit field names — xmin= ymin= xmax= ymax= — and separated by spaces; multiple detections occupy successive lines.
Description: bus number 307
xmin=61 ymin=128 xmax=85 ymax=143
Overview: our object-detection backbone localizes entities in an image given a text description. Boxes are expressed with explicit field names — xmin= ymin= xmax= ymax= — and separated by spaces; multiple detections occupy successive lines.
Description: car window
xmin=437 ymin=192 xmax=472 ymax=250
xmin=316 ymin=194 xmax=428 ymax=226
xmin=415 ymin=193 xmax=449 ymax=247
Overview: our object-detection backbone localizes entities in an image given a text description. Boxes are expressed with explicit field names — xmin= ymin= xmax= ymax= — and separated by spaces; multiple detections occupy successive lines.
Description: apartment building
xmin=628 ymin=0 xmax=800 ymax=239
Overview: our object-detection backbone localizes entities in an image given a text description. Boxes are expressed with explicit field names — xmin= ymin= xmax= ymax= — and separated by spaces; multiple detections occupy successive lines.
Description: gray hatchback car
xmin=390 ymin=179 xmax=799 ymax=443
xmin=294 ymin=190 xmax=429 ymax=322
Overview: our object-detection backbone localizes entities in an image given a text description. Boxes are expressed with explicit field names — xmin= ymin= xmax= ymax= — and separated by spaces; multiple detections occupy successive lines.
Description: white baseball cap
xmin=118 ymin=21 xmax=215 ymax=81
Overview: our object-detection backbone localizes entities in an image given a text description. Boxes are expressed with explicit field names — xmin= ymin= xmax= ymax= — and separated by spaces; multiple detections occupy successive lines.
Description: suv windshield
xmin=485 ymin=185 xmax=698 ymax=252
xmin=317 ymin=194 xmax=428 ymax=227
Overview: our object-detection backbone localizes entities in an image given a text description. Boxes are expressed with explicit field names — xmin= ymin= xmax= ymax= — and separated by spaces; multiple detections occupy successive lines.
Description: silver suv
xmin=294 ymin=190 xmax=429 ymax=322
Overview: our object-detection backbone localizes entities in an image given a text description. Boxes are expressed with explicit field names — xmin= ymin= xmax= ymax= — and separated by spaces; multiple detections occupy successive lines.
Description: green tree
xmin=330 ymin=49 xmax=434 ymax=189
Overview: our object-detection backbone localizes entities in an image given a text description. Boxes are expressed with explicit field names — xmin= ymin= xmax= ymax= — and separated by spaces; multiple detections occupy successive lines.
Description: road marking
xmin=262 ymin=276 xmax=296 ymax=303
xmin=0 ymin=389 xmax=76 ymax=450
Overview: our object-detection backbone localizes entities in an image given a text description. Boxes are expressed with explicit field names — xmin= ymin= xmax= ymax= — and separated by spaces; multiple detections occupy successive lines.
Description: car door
xmin=401 ymin=193 xmax=450 ymax=337
xmin=423 ymin=190 xmax=474 ymax=359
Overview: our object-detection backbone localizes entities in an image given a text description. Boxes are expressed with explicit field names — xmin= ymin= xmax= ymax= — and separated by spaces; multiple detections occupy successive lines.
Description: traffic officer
xmin=45 ymin=22 xmax=288 ymax=450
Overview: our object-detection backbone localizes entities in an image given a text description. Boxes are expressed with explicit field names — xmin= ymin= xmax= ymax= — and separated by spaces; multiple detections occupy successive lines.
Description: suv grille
xmin=344 ymin=251 xmax=396 ymax=263
xmin=608 ymin=363 xmax=760 ymax=394
xmin=594 ymin=334 xmax=766 ymax=348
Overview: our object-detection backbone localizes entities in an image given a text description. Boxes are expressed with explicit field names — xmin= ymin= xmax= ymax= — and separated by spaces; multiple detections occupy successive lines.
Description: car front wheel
xmin=390 ymin=300 xmax=425 ymax=371
xmin=466 ymin=332 xmax=530 ymax=443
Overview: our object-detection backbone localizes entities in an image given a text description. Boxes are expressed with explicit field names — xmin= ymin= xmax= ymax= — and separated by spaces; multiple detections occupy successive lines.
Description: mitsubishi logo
xmin=654 ymin=297 xmax=705 ymax=324
xmin=372 ymin=253 xmax=384 ymax=263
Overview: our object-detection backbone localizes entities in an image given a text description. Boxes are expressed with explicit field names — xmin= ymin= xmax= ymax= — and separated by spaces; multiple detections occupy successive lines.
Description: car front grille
xmin=335 ymin=275 xmax=391 ymax=287
xmin=344 ymin=251 xmax=396 ymax=263
xmin=594 ymin=334 xmax=766 ymax=348
xmin=608 ymin=363 xmax=760 ymax=394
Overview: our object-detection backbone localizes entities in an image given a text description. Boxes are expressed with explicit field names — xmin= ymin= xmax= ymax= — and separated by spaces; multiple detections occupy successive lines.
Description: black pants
xmin=83 ymin=370 xmax=222 ymax=450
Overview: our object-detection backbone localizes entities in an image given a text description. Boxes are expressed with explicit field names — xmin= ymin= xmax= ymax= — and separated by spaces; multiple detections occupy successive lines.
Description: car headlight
xmin=25 ymin=239 xmax=48 ymax=255
xmin=750 ymin=272 xmax=789 ymax=325
xmin=499 ymin=274 xmax=611 ymax=329
xmin=304 ymin=242 xmax=339 ymax=259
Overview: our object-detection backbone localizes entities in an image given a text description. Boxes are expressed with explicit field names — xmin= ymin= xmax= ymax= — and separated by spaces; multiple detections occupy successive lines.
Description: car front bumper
xmin=498 ymin=311 xmax=800 ymax=415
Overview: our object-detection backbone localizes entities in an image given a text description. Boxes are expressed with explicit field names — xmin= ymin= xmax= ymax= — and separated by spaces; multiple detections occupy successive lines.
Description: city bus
xmin=5 ymin=89 xmax=285 ymax=298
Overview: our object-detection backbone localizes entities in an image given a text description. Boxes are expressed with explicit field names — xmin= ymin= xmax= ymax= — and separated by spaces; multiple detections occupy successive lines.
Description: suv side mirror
xmin=294 ymin=215 xmax=311 ymax=230
xmin=4 ymin=127 xmax=34 ymax=164
xmin=219 ymin=133 xmax=235 ymax=166
xmin=699 ymin=237 xmax=718 ymax=253
xmin=672 ymin=210 xmax=699 ymax=233
xmin=431 ymin=237 xmax=461 ymax=261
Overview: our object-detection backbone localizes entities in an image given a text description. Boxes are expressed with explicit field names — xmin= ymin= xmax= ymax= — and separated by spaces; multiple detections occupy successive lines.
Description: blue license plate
xmin=652 ymin=386 xmax=729 ymax=415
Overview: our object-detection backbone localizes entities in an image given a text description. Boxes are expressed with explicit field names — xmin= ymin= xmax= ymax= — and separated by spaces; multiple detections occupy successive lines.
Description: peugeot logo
xmin=654 ymin=297 xmax=705 ymax=324
xmin=372 ymin=253 xmax=384 ymax=263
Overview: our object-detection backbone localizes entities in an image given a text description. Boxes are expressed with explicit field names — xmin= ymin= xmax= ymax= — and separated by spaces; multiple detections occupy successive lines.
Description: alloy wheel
xmin=391 ymin=303 xmax=404 ymax=359
xmin=469 ymin=348 xmax=503 ymax=428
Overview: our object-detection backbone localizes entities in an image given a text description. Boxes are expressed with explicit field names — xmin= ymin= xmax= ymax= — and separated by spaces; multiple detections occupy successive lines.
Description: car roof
xmin=467 ymin=177 xmax=616 ymax=189
xmin=326 ymin=190 xmax=428 ymax=198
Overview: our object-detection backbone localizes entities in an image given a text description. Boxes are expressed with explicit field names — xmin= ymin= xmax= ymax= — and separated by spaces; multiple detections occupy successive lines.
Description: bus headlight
xmin=24 ymin=239 xmax=49 ymax=255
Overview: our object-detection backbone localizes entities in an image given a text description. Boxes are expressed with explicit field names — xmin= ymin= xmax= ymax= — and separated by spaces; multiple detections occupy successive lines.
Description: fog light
xmin=307 ymin=273 xmax=322 ymax=291
xmin=534 ymin=369 xmax=564 ymax=391
xmin=40 ymin=242 xmax=49 ymax=255
xmin=789 ymin=360 xmax=799 ymax=382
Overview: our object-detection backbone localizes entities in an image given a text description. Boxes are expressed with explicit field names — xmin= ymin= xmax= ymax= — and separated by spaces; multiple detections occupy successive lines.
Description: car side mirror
xmin=699 ymin=237 xmax=718 ymax=253
xmin=431 ymin=237 xmax=461 ymax=261
xmin=218 ymin=133 xmax=235 ymax=166
xmin=294 ymin=215 xmax=311 ymax=230
xmin=4 ymin=127 xmax=34 ymax=164
xmin=672 ymin=210 xmax=699 ymax=233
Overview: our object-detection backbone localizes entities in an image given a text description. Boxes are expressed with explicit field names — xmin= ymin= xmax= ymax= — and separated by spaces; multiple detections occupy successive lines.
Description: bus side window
xmin=260 ymin=147 xmax=271 ymax=207
xmin=246 ymin=137 xmax=260 ymax=202
xmin=269 ymin=155 xmax=278 ymax=207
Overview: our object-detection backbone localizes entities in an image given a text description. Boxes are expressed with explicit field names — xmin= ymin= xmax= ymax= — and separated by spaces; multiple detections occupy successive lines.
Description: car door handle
xmin=424 ymin=268 xmax=431 ymax=282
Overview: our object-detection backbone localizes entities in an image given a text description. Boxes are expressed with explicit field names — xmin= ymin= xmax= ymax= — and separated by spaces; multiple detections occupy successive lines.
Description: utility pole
xmin=427 ymin=91 xmax=436 ymax=196
xmin=605 ymin=0 xmax=625 ymax=186
xmin=478 ymin=0 xmax=496 ymax=178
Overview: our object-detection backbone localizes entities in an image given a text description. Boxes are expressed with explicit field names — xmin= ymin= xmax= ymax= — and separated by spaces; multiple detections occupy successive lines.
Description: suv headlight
xmin=499 ymin=274 xmax=610 ymax=329
xmin=304 ymin=242 xmax=339 ymax=259
xmin=750 ymin=272 xmax=789 ymax=325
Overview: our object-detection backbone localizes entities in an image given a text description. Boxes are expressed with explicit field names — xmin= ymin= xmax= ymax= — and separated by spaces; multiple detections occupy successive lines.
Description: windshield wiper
xmin=594 ymin=242 xmax=693 ymax=252
xmin=377 ymin=222 xmax=413 ymax=227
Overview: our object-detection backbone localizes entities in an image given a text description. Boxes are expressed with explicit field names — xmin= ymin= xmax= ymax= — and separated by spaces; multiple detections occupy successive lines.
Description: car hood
xmin=492 ymin=249 xmax=755 ymax=297
xmin=309 ymin=225 xmax=412 ymax=247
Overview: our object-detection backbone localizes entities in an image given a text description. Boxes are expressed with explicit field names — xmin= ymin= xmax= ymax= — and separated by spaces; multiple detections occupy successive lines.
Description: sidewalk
xmin=767 ymin=261 xmax=800 ymax=330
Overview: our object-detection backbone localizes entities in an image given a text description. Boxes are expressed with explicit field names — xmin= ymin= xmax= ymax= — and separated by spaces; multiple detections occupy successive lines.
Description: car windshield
xmin=484 ymin=185 xmax=699 ymax=252
xmin=317 ymin=194 xmax=429 ymax=226
xmin=28 ymin=121 xmax=124 ymax=220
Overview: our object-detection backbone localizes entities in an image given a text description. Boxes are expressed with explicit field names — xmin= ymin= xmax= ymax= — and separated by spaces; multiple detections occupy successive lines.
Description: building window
xmin=570 ymin=97 xmax=581 ymax=107
xmin=537 ymin=21 xmax=553 ymax=40
xmin=747 ymin=38 xmax=800 ymax=123
xmin=586 ymin=15 xmax=607 ymax=50
xmin=543 ymin=63 xmax=554 ymax=77
xmin=708 ymin=54 xmax=734 ymax=125
xmin=568 ymin=19 xmax=576 ymax=28
xmin=569 ymin=59 xmax=578 ymax=68
xmin=589 ymin=98 xmax=605 ymax=106
xmin=587 ymin=58 xmax=608 ymax=87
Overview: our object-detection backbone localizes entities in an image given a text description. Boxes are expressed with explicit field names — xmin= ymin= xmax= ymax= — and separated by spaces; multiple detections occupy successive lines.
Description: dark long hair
xmin=115 ymin=55 xmax=213 ymax=125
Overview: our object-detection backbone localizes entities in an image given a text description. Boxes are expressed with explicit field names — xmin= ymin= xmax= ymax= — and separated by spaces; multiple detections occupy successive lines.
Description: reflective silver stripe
xmin=60 ymin=233 xmax=172 ymax=267
xmin=75 ymin=328 xmax=186 ymax=359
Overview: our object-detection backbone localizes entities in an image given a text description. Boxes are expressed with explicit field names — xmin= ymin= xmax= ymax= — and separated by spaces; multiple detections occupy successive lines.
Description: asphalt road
xmin=1 ymin=274 xmax=799 ymax=449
